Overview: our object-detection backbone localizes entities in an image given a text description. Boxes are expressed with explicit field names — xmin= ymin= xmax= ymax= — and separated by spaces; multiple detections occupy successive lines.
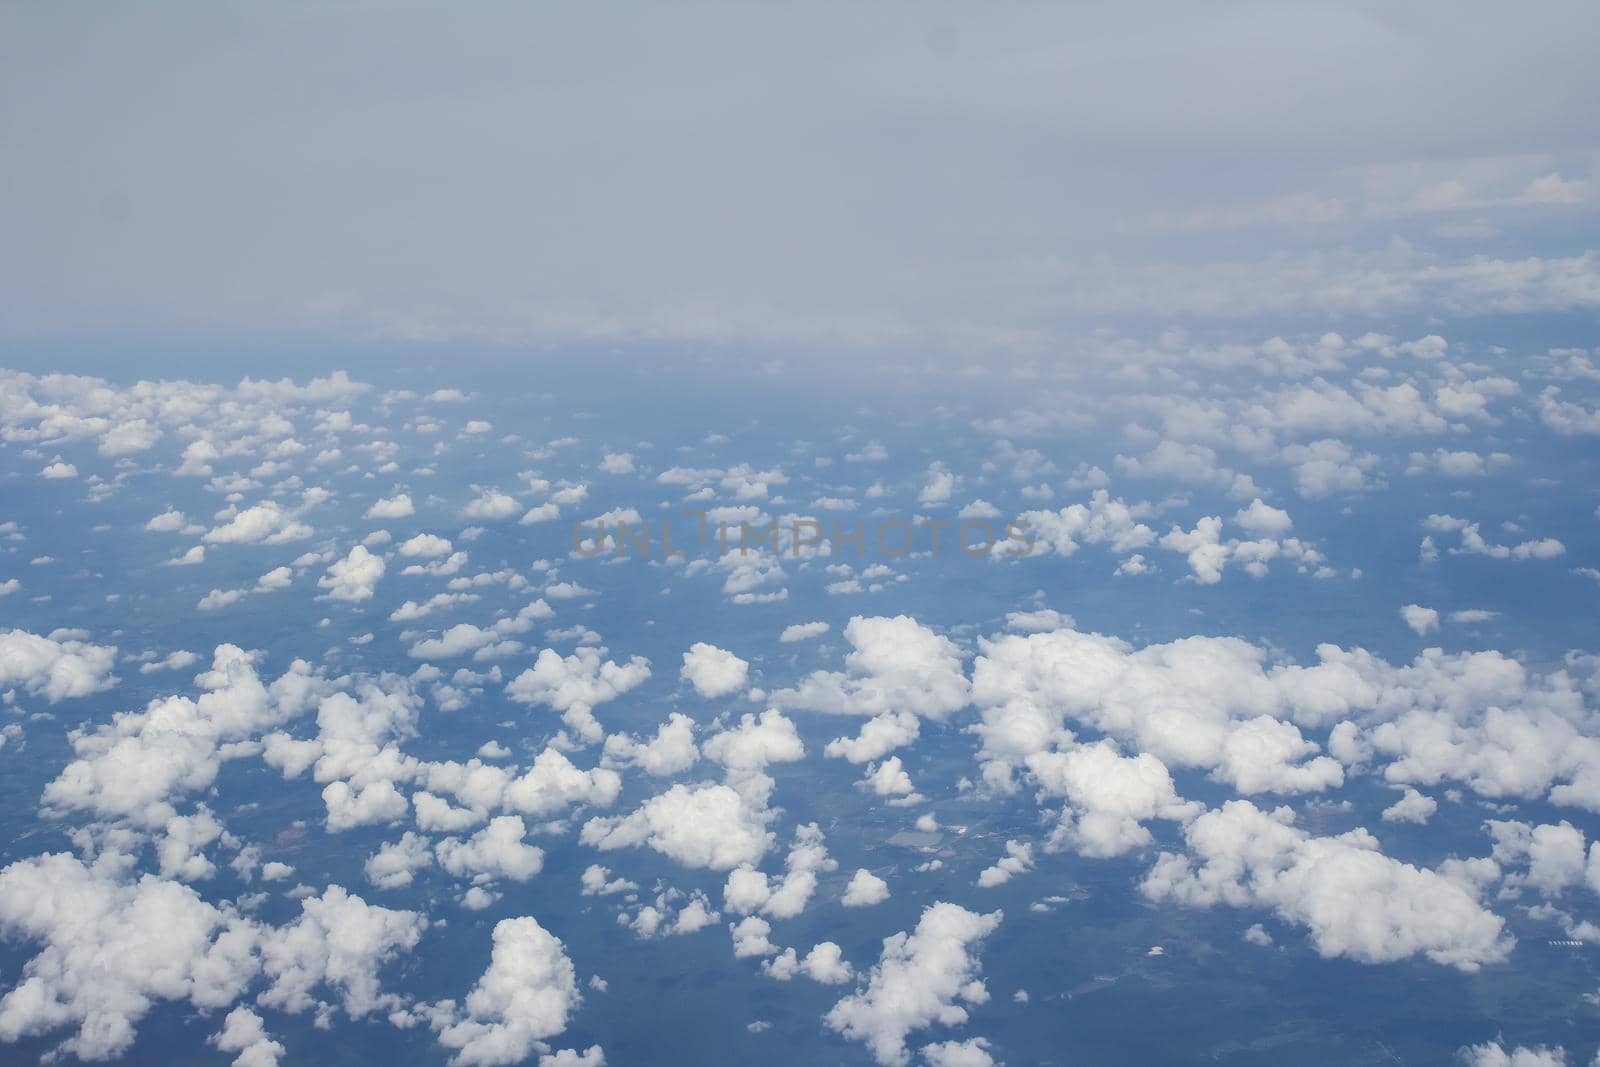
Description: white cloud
xmin=1142 ymin=800 xmax=1511 ymax=971
xmin=318 ymin=545 xmax=386 ymax=602
xmin=976 ymin=839 xmax=1034 ymax=887
xmin=780 ymin=621 xmax=829 ymax=642
xmin=204 ymin=501 xmax=313 ymax=545
xmin=462 ymin=489 xmax=521 ymax=521
xmin=798 ymin=942 xmax=855 ymax=984
xmin=144 ymin=509 xmax=188 ymax=532
xmin=323 ymin=779 xmax=409 ymax=831
xmin=825 ymin=902 xmax=1002 ymax=1065
xmin=680 ymin=642 xmax=749 ymax=699
xmin=505 ymin=647 xmax=651 ymax=744
xmin=366 ymin=493 xmax=416 ymax=519
xmin=824 ymin=711 xmax=921 ymax=764
xmin=0 ymin=628 xmax=117 ymax=702
xmin=1380 ymin=788 xmax=1438 ymax=824
xmin=773 ymin=615 xmax=969 ymax=720
xmin=258 ymin=885 xmax=426 ymax=1018
xmin=841 ymin=868 xmax=890 ymax=908
xmin=1026 ymin=741 xmax=1199 ymax=857
xmin=210 ymin=1006 xmax=285 ymax=1067
xmin=918 ymin=464 xmax=958 ymax=506
xmin=1233 ymin=498 xmax=1292 ymax=537
xmin=435 ymin=816 xmax=546 ymax=883
xmin=581 ymin=783 xmax=773 ymax=870
xmin=602 ymin=713 xmax=699 ymax=777
xmin=399 ymin=533 xmax=454 ymax=558
xmin=1457 ymin=1042 xmax=1568 ymax=1067
xmin=365 ymin=833 xmax=435 ymax=889
xmin=921 ymin=1038 xmax=996 ymax=1067
xmin=0 ymin=852 xmax=259 ymax=1060
xmin=430 ymin=916 xmax=579 ymax=1066
xmin=1401 ymin=604 xmax=1440 ymax=635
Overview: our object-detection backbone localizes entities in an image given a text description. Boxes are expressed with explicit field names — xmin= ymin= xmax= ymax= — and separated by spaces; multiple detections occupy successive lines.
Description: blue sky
xmin=1 ymin=6 xmax=1600 ymax=1067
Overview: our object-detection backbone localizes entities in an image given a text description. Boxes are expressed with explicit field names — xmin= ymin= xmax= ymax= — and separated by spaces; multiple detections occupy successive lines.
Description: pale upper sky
xmin=2 ymin=2 xmax=1597 ymax=352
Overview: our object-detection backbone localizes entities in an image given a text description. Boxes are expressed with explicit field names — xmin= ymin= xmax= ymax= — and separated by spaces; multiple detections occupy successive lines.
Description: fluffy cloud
xmin=399 ymin=533 xmax=454 ymax=558
xmin=773 ymin=615 xmax=969 ymax=720
xmin=1142 ymin=800 xmax=1511 ymax=971
xmin=258 ymin=886 xmax=427 ymax=1018
xmin=702 ymin=710 xmax=805 ymax=801
xmin=365 ymin=833 xmax=435 ymax=889
xmin=976 ymin=839 xmax=1034 ymax=887
xmin=45 ymin=645 xmax=320 ymax=826
xmin=318 ymin=545 xmax=386 ymax=602
xmin=367 ymin=493 xmax=416 ymax=519
xmin=1401 ymin=604 xmax=1440 ymax=635
xmin=680 ymin=642 xmax=749 ymax=699
xmin=506 ymin=648 xmax=651 ymax=744
xmin=602 ymin=713 xmax=699 ymax=777
xmin=204 ymin=501 xmax=313 ymax=545
xmin=432 ymin=917 xmax=580 ymax=1067
xmin=971 ymin=627 xmax=1347 ymax=797
xmin=1457 ymin=1043 xmax=1568 ymax=1067
xmin=210 ymin=1006 xmax=285 ymax=1067
xmin=1026 ymin=741 xmax=1200 ymax=857
xmin=0 ymin=628 xmax=118 ymax=702
xmin=0 ymin=852 xmax=258 ymax=1061
xmin=825 ymin=902 xmax=1002 ymax=1066
xmin=779 ymin=621 xmax=829 ymax=643
xmin=1003 ymin=491 xmax=1154 ymax=560
xmin=721 ymin=823 xmax=835 ymax=920
xmin=1381 ymin=788 xmax=1438 ymax=824
xmin=407 ymin=601 xmax=553 ymax=661
xmin=581 ymin=783 xmax=773 ymax=870
xmin=462 ymin=489 xmax=521 ymax=521
xmin=824 ymin=711 xmax=921 ymax=764
xmin=1234 ymin=498 xmax=1293 ymax=537
xmin=842 ymin=868 xmax=890 ymax=907
xmin=435 ymin=816 xmax=546 ymax=883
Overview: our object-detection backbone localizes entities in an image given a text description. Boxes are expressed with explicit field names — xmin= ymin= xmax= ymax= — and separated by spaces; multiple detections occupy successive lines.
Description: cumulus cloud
xmin=0 ymin=628 xmax=118 ymax=702
xmin=779 ymin=621 xmax=829 ymax=643
xmin=258 ymin=885 xmax=427 ymax=1018
xmin=1457 ymin=1042 xmax=1569 ymax=1067
xmin=0 ymin=852 xmax=259 ymax=1061
xmin=971 ymin=627 xmax=1347 ymax=798
xmin=45 ymin=645 xmax=319 ymax=826
xmin=842 ymin=868 xmax=890 ymax=908
xmin=399 ymin=533 xmax=454 ymax=558
xmin=773 ymin=615 xmax=969 ymax=720
xmin=505 ymin=647 xmax=651 ymax=744
xmin=602 ymin=713 xmax=699 ymax=777
xmin=1026 ymin=741 xmax=1200 ymax=857
xmin=1381 ymin=788 xmax=1438 ymax=824
xmin=825 ymin=902 xmax=1002 ymax=1065
xmin=317 ymin=545 xmax=386 ymax=602
xmin=462 ymin=489 xmax=521 ymax=521
xmin=1401 ymin=604 xmax=1441 ymax=635
xmin=367 ymin=493 xmax=415 ymax=519
xmin=581 ymin=783 xmax=773 ymax=870
xmin=680 ymin=642 xmax=749 ymax=699
xmin=431 ymin=917 xmax=579 ymax=1066
xmin=976 ymin=839 xmax=1034 ymax=887
xmin=204 ymin=501 xmax=313 ymax=545
xmin=210 ymin=1006 xmax=285 ymax=1067
xmin=435 ymin=816 xmax=546 ymax=883
xmin=1142 ymin=800 xmax=1511 ymax=971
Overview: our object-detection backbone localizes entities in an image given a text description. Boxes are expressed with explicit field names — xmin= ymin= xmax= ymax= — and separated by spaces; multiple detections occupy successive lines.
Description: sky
xmin=2 ymin=6 xmax=1600 ymax=1067
xmin=2 ymin=2 xmax=1598 ymax=353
